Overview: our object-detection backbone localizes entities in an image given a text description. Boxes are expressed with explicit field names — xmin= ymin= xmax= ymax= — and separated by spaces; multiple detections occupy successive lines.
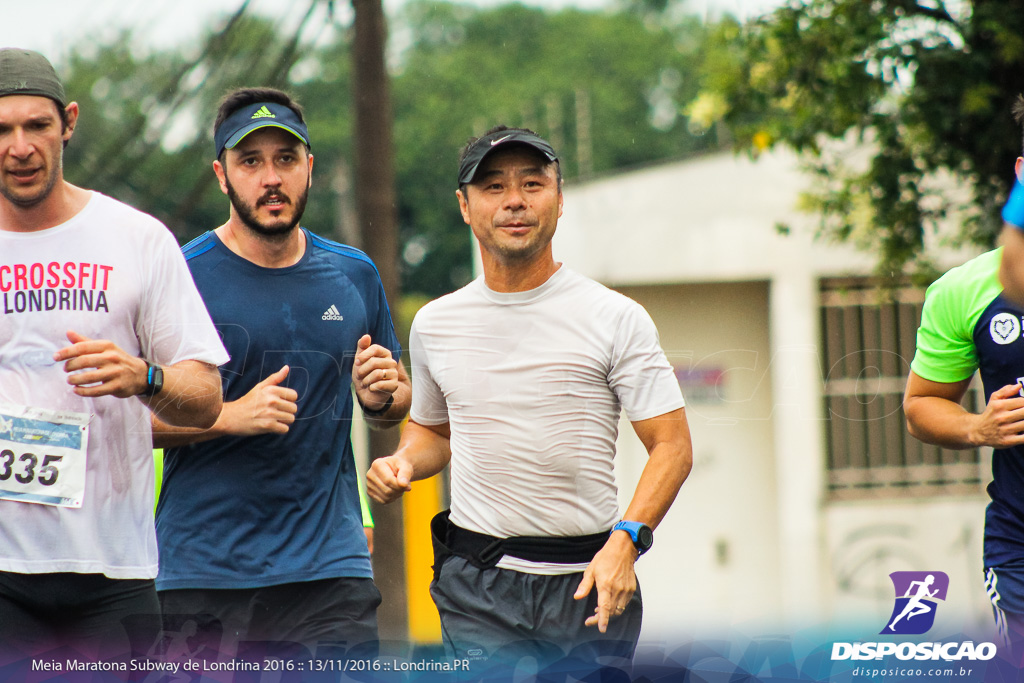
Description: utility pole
xmin=351 ymin=0 xmax=407 ymax=642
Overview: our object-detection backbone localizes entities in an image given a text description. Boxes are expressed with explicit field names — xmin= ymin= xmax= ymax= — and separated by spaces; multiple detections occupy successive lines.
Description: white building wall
xmin=552 ymin=149 xmax=989 ymax=638
xmin=823 ymin=498 xmax=990 ymax=635
xmin=615 ymin=282 xmax=782 ymax=635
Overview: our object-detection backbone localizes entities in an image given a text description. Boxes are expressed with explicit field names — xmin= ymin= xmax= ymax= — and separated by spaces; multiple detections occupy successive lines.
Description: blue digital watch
xmin=611 ymin=520 xmax=653 ymax=556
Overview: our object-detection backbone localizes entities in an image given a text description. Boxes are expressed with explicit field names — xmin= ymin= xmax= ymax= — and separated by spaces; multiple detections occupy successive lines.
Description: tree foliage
xmin=57 ymin=2 xmax=721 ymax=297
xmin=61 ymin=4 xmax=331 ymax=243
xmin=691 ymin=0 xmax=1024 ymax=278
xmin=389 ymin=1 xmax=717 ymax=294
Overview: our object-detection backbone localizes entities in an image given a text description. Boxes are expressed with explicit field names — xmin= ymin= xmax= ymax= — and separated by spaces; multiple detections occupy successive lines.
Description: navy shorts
xmin=985 ymin=565 xmax=1024 ymax=653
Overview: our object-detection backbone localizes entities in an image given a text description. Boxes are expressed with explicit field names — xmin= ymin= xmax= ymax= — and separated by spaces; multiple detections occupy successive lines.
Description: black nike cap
xmin=458 ymin=129 xmax=558 ymax=185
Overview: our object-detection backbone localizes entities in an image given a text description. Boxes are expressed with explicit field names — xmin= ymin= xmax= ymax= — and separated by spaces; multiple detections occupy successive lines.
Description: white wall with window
xmin=554 ymin=148 xmax=990 ymax=640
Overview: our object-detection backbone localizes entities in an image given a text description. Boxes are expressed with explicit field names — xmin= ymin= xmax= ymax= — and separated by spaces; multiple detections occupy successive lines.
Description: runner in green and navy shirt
xmin=907 ymin=247 xmax=1024 ymax=651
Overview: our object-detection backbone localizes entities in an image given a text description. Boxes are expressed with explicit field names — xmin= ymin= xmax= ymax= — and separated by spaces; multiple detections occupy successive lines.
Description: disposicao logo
xmin=882 ymin=571 xmax=948 ymax=635
xmin=831 ymin=570 xmax=997 ymax=663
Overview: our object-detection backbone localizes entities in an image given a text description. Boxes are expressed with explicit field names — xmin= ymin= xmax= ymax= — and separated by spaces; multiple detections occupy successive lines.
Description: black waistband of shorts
xmin=430 ymin=510 xmax=609 ymax=571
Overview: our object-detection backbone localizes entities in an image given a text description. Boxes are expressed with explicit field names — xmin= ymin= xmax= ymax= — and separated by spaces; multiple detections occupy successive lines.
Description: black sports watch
xmin=140 ymin=362 xmax=164 ymax=397
xmin=611 ymin=520 xmax=653 ymax=556
xmin=360 ymin=394 xmax=394 ymax=417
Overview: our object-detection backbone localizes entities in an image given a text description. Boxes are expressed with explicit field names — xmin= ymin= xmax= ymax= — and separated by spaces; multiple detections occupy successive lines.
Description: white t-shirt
xmin=410 ymin=266 xmax=684 ymax=573
xmin=0 ymin=192 xmax=229 ymax=579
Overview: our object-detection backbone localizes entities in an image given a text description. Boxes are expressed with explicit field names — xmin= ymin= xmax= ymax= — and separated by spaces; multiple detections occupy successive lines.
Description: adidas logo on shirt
xmin=251 ymin=106 xmax=275 ymax=119
xmin=322 ymin=305 xmax=344 ymax=321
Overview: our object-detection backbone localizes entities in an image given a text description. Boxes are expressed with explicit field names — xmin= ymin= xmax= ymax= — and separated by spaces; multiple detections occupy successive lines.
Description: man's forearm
xmin=152 ymin=413 xmax=227 ymax=449
xmin=142 ymin=360 xmax=222 ymax=430
xmin=622 ymin=409 xmax=692 ymax=529
xmin=622 ymin=440 xmax=691 ymax=529
xmin=394 ymin=420 xmax=452 ymax=481
xmin=904 ymin=396 xmax=980 ymax=450
xmin=365 ymin=420 xmax=452 ymax=504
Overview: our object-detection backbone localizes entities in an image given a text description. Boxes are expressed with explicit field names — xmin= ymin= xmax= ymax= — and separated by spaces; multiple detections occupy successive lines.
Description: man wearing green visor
xmin=151 ymin=88 xmax=410 ymax=657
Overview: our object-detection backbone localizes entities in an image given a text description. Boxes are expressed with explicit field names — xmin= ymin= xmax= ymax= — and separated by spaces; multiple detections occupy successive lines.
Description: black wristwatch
xmin=611 ymin=520 xmax=654 ymax=556
xmin=360 ymin=394 xmax=393 ymax=417
xmin=140 ymin=362 xmax=164 ymax=397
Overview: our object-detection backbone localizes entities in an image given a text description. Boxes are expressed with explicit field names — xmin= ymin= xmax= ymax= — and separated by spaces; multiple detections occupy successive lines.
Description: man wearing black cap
xmin=0 ymin=49 xmax=227 ymax=658
xmin=368 ymin=125 xmax=693 ymax=669
xmin=150 ymin=87 xmax=410 ymax=657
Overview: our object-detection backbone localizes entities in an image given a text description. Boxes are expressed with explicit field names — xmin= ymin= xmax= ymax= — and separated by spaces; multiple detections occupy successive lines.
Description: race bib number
xmin=0 ymin=404 xmax=90 ymax=508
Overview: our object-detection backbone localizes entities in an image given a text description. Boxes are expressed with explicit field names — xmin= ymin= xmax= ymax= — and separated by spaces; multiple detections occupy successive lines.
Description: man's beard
xmin=0 ymin=157 xmax=62 ymax=209
xmin=224 ymin=176 xmax=309 ymax=239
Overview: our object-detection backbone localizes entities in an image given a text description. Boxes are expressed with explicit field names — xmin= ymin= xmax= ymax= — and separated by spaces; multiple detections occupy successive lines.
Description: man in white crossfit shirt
xmin=0 ymin=48 xmax=227 ymax=660
xmin=368 ymin=126 xmax=692 ymax=671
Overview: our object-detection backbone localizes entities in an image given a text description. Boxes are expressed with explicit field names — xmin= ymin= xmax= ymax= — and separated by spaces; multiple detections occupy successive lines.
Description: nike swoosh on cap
xmin=490 ymin=135 xmax=512 ymax=146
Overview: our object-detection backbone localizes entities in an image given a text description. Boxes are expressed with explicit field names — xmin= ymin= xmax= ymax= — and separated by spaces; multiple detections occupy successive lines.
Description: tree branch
xmin=899 ymin=1 xmax=960 ymax=30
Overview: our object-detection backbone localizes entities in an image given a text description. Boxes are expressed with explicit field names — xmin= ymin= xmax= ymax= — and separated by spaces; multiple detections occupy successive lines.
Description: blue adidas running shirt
xmin=155 ymin=229 xmax=400 ymax=590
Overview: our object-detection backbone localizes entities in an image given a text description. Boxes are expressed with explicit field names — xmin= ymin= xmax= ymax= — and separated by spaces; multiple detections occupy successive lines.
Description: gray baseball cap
xmin=0 ymin=49 xmax=66 ymax=108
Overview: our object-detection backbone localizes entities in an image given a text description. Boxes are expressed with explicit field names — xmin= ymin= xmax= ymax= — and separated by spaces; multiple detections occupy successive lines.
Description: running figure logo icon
xmin=881 ymin=571 xmax=949 ymax=635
